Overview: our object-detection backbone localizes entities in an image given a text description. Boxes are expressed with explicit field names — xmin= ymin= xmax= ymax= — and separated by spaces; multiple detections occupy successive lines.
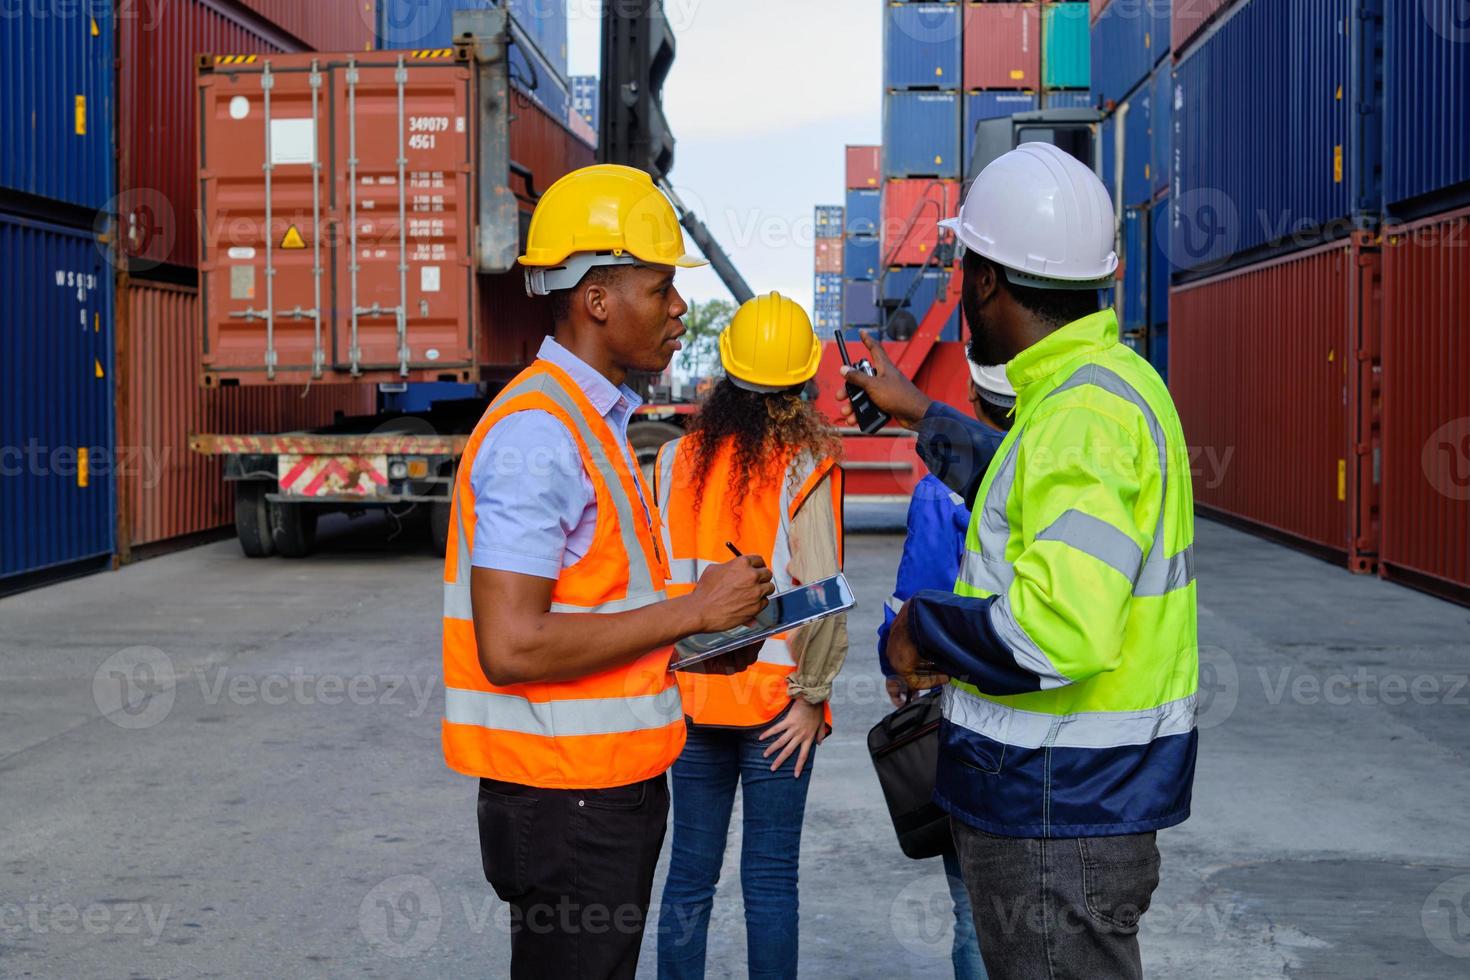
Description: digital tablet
xmin=669 ymin=574 xmax=857 ymax=672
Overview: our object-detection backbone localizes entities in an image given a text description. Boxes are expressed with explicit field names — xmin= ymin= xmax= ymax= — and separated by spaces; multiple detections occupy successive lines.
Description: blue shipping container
xmin=382 ymin=383 xmax=481 ymax=414
xmin=1151 ymin=0 xmax=1172 ymax=65
xmin=1100 ymin=112 xmax=1117 ymax=198
xmin=884 ymin=91 xmax=961 ymax=178
xmin=1151 ymin=63 xmax=1172 ymax=199
xmin=816 ymin=205 xmax=845 ymax=239
xmin=964 ymin=92 xmax=1039 ymax=169
xmin=1043 ymin=90 xmax=1095 ymax=110
xmin=509 ymin=0 xmax=569 ymax=77
xmin=881 ymin=266 xmax=962 ymax=339
xmin=0 ymin=4 xmax=114 ymax=211
xmin=1383 ymin=0 xmax=1470 ymax=209
xmin=0 ymin=212 xmax=115 ymax=583
xmin=1150 ymin=193 xmax=1171 ymax=326
xmin=1172 ymin=0 xmax=1358 ymax=271
xmin=1120 ymin=206 xmax=1149 ymax=331
xmin=884 ymin=3 xmax=962 ymax=90
xmin=1090 ymin=0 xmax=1154 ymax=107
xmin=1121 ymin=85 xmax=1153 ymax=207
xmin=1148 ymin=327 xmax=1168 ymax=383
xmin=844 ymin=236 xmax=882 ymax=281
xmin=846 ymin=188 xmax=882 ymax=237
xmin=814 ymin=273 xmax=843 ymax=313
xmin=844 ymin=279 xmax=881 ymax=332
xmin=571 ymin=74 xmax=599 ymax=129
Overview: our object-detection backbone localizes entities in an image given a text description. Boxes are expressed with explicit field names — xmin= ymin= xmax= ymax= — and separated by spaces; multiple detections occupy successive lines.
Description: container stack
xmin=571 ymin=75 xmax=599 ymax=130
xmin=962 ymin=3 xmax=1040 ymax=168
xmin=813 ymin=205 xmax=846 ymax=335
xmin=1090 ymin=0 xmax=1171 ymax=377
xmin=842 ymin=146 xmax=882 ymax=339
xmin=1041 ymin=3 xmax=1092 ymax=102
xmin=1162 ymin=0 xmax=1470 ymax=600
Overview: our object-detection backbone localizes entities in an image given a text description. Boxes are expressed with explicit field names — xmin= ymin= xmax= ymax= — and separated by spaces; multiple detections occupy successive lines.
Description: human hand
xmin=885 ymin=675 xmax=910 ymax=708
xmin=887 ymin=601 xmax=950 ymax=691
xmin=686 ymin=556 xmax=774 ymax=632
xmin=835 ymin=332 xmax=933 ymax=430
xmin=759 ymin=698 xmax=827 ymax=778
xmin=678 ymin=640 xmax=762 ymax=675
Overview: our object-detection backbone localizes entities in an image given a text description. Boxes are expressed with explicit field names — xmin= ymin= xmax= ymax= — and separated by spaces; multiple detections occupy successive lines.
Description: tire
xmin=234 ymin=482 xmax=276 ymax=558
xmin=271 ymin=503 xmax=318 ymax=559
xmin=628 ymin=420 xmax=684 ymax=488
xmin=429 ymin=499 xmax=452 ymax=555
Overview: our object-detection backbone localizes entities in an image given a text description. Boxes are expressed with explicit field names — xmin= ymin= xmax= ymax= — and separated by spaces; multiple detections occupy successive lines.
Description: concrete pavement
xmin=1 ymin=513 xmax=1467 ymax=977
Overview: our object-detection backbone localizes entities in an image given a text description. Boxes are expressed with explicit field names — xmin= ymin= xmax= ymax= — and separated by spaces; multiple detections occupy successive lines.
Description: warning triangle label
xmin=281 ymin=225 xmax=307 ymax=250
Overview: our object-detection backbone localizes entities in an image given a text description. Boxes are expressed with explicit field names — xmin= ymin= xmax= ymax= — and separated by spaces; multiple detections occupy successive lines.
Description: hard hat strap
xmin=524 ymin=252 xmax=643 ymax=297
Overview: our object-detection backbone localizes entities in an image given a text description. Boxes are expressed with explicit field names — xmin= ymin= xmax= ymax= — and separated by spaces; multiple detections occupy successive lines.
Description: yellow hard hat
xmin=719 ymin=292 xmax=822 ymax=392
xmin=519 ymin=164 xmax=707 ymax=295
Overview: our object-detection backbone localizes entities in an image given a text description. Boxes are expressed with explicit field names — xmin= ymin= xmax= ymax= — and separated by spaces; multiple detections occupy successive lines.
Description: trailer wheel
xmin=271 ymin=503 xmax=318 ymax=559
xmin=234 ymin=482 xmax=276 ymax=558
xmin=629 ymin=421 xmax=684 ymax=488
xmin=429 ymin=499 xmax=452 ymax=555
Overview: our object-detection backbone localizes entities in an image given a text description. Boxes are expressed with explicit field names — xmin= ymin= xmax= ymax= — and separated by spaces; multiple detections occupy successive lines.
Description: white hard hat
xmin=939 ymin=142 xmax=1117 ymax=290
xmin=968 ymin=361 xmax=1016 ymax=410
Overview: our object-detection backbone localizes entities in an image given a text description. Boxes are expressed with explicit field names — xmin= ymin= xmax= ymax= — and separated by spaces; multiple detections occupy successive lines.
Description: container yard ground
xmin=2 ymin=518 xmax=1468 ymax=978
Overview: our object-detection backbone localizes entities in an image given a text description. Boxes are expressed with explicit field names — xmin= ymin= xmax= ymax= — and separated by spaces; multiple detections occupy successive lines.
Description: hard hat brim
xmin=673 ymin=253 xmax=710 ymax=269
xmin=939 ymin=219 xmax=1118 ymax=290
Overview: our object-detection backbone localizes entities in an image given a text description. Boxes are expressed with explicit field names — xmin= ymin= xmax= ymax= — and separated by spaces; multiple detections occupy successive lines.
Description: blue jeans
xmin=657 ymin=721 xmax=814 ymax=980
xmin=944 ymin=848 xmax=988 ymax=980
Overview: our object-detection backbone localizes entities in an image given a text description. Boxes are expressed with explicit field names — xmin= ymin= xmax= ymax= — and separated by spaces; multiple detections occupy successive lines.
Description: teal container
xmin=1042 ymin=2 xmax=1091 ymax=91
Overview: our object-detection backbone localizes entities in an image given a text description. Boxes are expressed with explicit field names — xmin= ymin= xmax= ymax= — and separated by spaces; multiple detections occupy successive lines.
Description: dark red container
xmin=1170 ymin=235 xmax=1380 ymax=570
xmin=118 ymin=280 xmax=375 ymax=554
xmin=964 ymin=3 xmax=1041 ymax=91
xmin=1172 ymin=0 xmax=1233 ymax=56
xmin=882 ymin=180 xmax=960 ymax=266
xmin=1379 ymin=206 xmax=1470 ymax=600
xmin=846 ymin=145 xmax=881 ymax=190
xmin=120 ymin=0 xmax=303 ymax=271
xmin=507 ymin=87 xmax=596 ymax=209
xmin=236 ymin=0 xmax=378 ymax=52
xmin=815 ymin=239 xmax=844 ymax=274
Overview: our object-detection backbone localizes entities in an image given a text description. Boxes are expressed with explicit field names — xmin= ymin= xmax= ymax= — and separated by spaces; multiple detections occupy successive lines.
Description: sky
xmin=565 ymin=0 xmax=882 ymax=316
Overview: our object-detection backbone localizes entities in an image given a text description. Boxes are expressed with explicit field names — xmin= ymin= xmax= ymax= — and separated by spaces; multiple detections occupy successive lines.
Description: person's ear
xmin=974 ymin=258 xmax=1001 ymax=305
xmin=581 ymin=281 xmax=612 ymax=324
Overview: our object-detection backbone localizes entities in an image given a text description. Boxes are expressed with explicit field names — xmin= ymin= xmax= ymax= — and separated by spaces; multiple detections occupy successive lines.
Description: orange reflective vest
xmin=441 ymin=360 xmax=685 ymax=789
xmin=654 ymin=435 xmax=843 ymax=728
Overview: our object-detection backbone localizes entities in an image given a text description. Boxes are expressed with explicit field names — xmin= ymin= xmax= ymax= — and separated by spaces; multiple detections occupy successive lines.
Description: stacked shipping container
xmin=814 ymin=205 xmax=845 ymax=334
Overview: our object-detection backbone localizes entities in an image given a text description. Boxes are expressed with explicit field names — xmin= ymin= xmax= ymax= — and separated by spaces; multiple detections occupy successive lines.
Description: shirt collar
xmin=1005 ymin=308 xmax=1119 ymax=392
xmin=536 ymin=337 xmax=644 ymax=418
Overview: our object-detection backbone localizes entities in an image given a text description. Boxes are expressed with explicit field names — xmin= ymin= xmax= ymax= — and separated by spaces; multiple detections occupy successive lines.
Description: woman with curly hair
xmin=653 ymin=292 xmax=847 ymax=980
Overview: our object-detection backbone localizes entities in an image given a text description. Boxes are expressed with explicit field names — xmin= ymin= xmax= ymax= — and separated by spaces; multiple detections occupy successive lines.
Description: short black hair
xmin=547 ymin=265 xmax=625 ymax=323
xmin=966 ymin=251 xmax=1101 ymax=328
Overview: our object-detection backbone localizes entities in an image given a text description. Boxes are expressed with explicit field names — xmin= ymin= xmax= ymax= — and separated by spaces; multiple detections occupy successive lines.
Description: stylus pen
xmin=725 ymin=541 xmax=743 ymax=559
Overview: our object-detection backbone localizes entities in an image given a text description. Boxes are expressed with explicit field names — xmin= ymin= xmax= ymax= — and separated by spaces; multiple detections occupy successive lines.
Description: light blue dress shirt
xmin=469 ymin=337 xmax=645 ymax=578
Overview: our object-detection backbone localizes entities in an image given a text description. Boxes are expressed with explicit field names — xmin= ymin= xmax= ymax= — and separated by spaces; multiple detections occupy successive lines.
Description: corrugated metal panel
xmin=816 ymin=206 xmax=846 ymax=238
xmin=1169 ymin=237 xmax=1377 ymax=566
xmin=478 ymin=271 xmax=553 ymax=369
xmin=1042 ymin=89 xmax=1095 ymax=109
xmin=1172 ymin=0 xmax=1354 ymax=273
xmin=1148 ymin=327 xmax=1168 ymax=383
xmin=1379 ymin=207 xmax=1470 ymax=597
xmin=1042 ymin=2 xmax=1091 ymax=90
xmin=883 ymin=91 xmax=960 ymax=178
xmin=1151 ymin=0 xmax=1172 ymax=63
xmin=1151 ymin=62 xmax=1172 ymax=199
xmin=237 ymin=0 xmax=378 ymax=51
xmin=0 ymin=5 xmax=114 ymax=210
xmin=1383 ymin=1 xmax=1470 ymax=211
xmin=884 ymin=3 xmax=962 ymax=90
xmin=0 ymin=212 xmax=115 ymax=582
xmin=815 ymin=239 xmax=844 ymax=274
xmin=843 ymin=279 xmax=881 ymax=331
xmin=1090 ymin=0 xmax=1153 ymax=106
xmin=119 ymin=0 xmax=300 ymax=271
xmin=1172 ymin=0 xmax=1232 ymax=55
xmin=882 ymin=180 xmax=959 ymax=265
xmin=844 ymin=236 xmax=882 ymax=281
xmin=1119 ymin=84 xmax=1153 ymax=207
xmin=1150 ymin=192 xmax=1171 ymax=325
xmin=846 ymin=188 xmax=882 ymax=236
xmin=963 ymin=3 xmax=1041 ymax=90
xmin=118 ymin=281 xmax=375 ymax=551
xmin=964 ymin=92 xmax=1038 ymax=167
xmin=847 ymin=145 xmax=882 ymax=189
xmin=1120 ymin=206 xmax=1149 ymax=331
xmin=814 ymin=273 xmax=843 ymax=313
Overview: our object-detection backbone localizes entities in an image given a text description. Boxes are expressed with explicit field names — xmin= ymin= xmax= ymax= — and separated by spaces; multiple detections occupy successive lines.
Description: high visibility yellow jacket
xmin=906 ymin=308 xmax=1198 ymax=837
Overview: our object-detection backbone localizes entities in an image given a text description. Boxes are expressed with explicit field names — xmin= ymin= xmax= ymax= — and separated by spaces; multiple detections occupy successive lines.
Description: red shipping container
xmin=882 ymin=179 xmax=960 ymax=266
xmin=846 ymin=145 xmax=881 ymax=189
xmin=1379 ymin=207 xmax=1470 ymax=601
xmin=1091 ymin=0 xmax=1111 ymax=23
xmin=1172 ymin=0 xmax=1233 ymax=57
xmin=117 ymin=280 xmax=375 ymax=554
xmin=236 ymin=0 xmax=378 ymax=52
xmin=815 ymin=239 xmax=844 ymax=275
xmin=508 ymin=88 xmax=597 ymax=210
xmin=120 ymin=0 xmax=304 ymax=271
xmin=1170 ymin=236 xmax=1379 ymax=570
xmin=198 ymin=51 xmax=479 ymax=386
xmin=964 ymin=3 xmax=1041 ymax=91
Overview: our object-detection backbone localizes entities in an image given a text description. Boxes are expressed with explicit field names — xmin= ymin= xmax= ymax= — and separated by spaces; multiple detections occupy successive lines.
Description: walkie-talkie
xmin=834 ymin=331 xmax=891 ymax=434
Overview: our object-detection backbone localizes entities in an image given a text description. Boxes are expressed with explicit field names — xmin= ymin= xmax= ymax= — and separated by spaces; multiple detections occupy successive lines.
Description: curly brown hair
xmin=682 ymin=378 xmax=842 ymax=526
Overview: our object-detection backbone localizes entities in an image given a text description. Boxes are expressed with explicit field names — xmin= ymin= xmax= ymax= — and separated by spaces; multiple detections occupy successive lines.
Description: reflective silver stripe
xmin=1135 ymin=545 xmax=1195 ymax=597
xmin=942 ymin=684 xmax=1198 ymax=750
xmin=885 ymin=595 xmax=904 ymax=615
xmin=758 ymin=636 xmax=796 ymax=666
xmin=987 ymin=595 xmax=1072 ymax=690
xmin=445 ymin=476 xmax=474 ymax=620
xmin=1036 ymin=509 xmax=1144 ymax=584
xmin=445 ymin=580 xmax=472 ymax=621
xmin=548 ymin=590 xmax=667 ymax=614
xmin=960 ymin=434 xmax=1022 ymax=596
xmin=665 ymin=557 xmax=716 ymax=587
xmin=445 ymin=685 xmax=682 ymax=737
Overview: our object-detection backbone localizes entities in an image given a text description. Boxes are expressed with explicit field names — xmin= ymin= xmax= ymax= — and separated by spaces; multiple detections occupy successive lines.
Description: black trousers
xmin=477 ymin=774 xmax=670 ymax=980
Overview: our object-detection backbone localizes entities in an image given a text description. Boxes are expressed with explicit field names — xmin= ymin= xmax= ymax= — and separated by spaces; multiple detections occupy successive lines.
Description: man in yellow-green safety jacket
xmin=840 ymin=143 xmax=1197 ymax=980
